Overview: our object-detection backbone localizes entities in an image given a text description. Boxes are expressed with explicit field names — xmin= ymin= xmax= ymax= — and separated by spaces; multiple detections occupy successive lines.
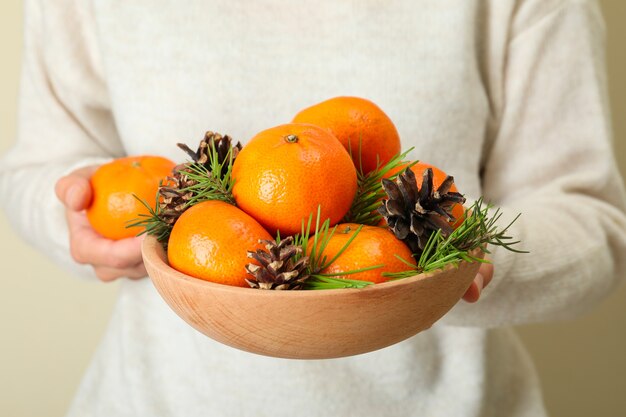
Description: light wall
xmin=0 ymin=2 xmax=624 ymax=416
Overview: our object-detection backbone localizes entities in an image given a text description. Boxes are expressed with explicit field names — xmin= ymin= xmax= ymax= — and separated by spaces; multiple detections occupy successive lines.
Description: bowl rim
xmin=142 ymin=235 xmax=483 ymax=298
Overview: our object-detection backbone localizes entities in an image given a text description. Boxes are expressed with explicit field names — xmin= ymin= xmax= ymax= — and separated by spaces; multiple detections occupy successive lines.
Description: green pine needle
xmin=182 ymin=162 xmax=236 ymax=206
xmin=126 ymin=187 xmax=172 ymax=245
xmin=303 ymin=274 xmax=374 ymax=290
xmin=342 ymin=146 xmax=417 ymax=225
xmin=126 ymin=140 xmax=238 ymax=242
xmin=382 ymin=198 xmax=527 ymax=280
xmin=292 ymin=207 xmax=377 ymax=290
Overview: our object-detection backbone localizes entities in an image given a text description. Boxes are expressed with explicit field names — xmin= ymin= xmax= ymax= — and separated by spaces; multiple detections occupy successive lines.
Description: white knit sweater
xmin=2 ymin=0 xmax=626 ymax=416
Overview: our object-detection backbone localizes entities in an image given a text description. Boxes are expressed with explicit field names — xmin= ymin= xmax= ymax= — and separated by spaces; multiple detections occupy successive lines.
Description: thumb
xmin=55 ymin=166 xmax=98 ymax=211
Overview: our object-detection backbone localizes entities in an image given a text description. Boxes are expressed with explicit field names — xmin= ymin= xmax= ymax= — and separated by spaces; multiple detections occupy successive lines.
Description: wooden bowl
xmin=142 ymin=236 xmax=482 ymax=359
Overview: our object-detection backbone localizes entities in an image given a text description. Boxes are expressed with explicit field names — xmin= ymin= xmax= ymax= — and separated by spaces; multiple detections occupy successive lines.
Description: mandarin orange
xmin=167 ymin=200 xmax=272 ymax=287
xmin=86 ymin=155 xmax=175 ymax=240
xmin=232 ymin=123 xmax=357 ymax=236
xmin=292 ymin=96 xmax=401 ymax=174
xmin=315 ymin=223 xmax=414 ymax=284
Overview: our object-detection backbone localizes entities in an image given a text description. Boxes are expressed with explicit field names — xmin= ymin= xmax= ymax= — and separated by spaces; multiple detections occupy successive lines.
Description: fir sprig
xmin=127 ymin=186 xmax=172 ymax=245
xmin=446 ymin=197 xmax=524 ymax=253
xmin=290 ymin=207 xmax=379 ymax=290
xmin=181 ymin=160 xmax=236 ymax=206
xmin=382 ymin=198 xmax=526 ymax=280
xmin=342 ymin=147 xmax=416 ymax=225
xmin=127 ymin=135 xmax=238 ymax=243
xmin=303 ymin=274 xmax=376 ymax=290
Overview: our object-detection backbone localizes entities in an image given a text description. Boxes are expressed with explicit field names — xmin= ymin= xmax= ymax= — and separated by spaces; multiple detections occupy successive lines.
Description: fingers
xmin=65 ymin=211 xmax=145 ymax=281
xmin=67 ymin=212 xmax=143 ymax=267
xmin=462 ymin=260 xmax=494 ymax=303
xmin=94 ymin=263 xmax=148 ymax=282
xmin=462 ymin=275 xmax=482 ymax=303
xmin=55 ymin=165 xmax=98 ymax=211
xmin=479 ymin=262 xmax=494 ymax=288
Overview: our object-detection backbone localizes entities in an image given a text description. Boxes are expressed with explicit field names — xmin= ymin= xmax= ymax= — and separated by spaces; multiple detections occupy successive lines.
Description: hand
xmin=55 ymin=166 xmax=147 ymax=282
xmin=462 ymin=261 xmax=493 ymax=303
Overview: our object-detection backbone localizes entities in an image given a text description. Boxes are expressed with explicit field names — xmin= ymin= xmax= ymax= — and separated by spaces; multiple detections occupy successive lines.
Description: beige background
xmin=1 ymin=1 xmax=625 ymax=416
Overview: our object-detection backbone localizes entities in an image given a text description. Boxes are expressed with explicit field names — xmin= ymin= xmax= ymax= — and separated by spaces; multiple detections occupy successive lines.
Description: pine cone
xmin=157 ymin=163 xmax=197 ymax=226
xmin=177 ymin=131 xmax=242 ymax=169
xmin=378 ymin=167 xmax=466 ymax=254
xmin=156 ymin=131 xmax=241 ymax=227
xmin=245 ymin=237 xmax=310 ymax=290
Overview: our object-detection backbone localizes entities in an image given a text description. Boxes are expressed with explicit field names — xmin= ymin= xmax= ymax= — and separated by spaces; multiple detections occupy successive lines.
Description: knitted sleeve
xmin=440 ymin=0 xmax=626 ymax=327
xmin=0 ymin=0 xmax=123 ymax=279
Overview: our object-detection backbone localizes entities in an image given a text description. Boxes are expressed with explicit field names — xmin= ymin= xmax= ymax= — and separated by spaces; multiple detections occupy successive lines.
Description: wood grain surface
xmin=142 ymin=235 xmax=482 ymax=359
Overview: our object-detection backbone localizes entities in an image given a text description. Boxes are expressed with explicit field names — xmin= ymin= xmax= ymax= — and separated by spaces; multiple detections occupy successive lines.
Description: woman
xmin=2 ymin=0 xmax=625 ymax=416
